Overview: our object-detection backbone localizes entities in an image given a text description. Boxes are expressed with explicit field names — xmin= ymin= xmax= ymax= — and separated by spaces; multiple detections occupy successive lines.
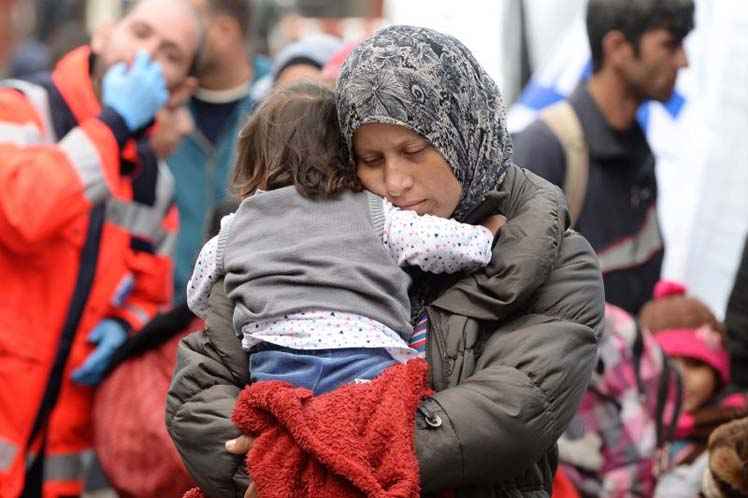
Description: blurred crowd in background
xmin=0 ymin=0 xmax=384 ymax=81
xmin=2 ymin=1 xmax=748 ymax=498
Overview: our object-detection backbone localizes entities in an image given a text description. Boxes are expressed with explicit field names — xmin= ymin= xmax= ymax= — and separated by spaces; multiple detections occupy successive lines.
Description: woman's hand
xmin=225 ymin=435 xmax=257 ymax=498
xmin=481 ymin=214 xmax=507 ymax=236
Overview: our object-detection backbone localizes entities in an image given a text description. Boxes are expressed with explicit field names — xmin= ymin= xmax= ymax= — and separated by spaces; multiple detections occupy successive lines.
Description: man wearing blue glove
xmin=0 ymin=2 xmax=202 ymax=497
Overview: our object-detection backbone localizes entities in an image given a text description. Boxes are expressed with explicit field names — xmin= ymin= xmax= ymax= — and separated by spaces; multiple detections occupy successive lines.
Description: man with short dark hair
xmin=513 ymin=0 xmax=694 ymax=315
xmin=168 ymin=0 xmax=266 ymax=302
xmin=0 ymin=1 xmax=201 ymax=496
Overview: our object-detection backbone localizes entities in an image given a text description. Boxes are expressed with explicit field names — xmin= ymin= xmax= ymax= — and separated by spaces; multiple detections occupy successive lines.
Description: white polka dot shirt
xmin=186 ymin=198 xmax=494 ymax=361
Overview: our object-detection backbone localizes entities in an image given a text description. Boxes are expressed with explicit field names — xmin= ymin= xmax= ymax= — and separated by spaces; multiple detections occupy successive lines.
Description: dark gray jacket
xmin=512 ymin=84 xmax=662 ymax=316
xmin=726 ymin=237 xmax=748 ymax=390
xmin=166 ymin=166 xmax=605 ymax=498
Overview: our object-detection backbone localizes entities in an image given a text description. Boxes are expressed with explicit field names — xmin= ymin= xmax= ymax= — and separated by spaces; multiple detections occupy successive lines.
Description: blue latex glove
xmin=71 ymin=319 xmax=128 ymax=386
xmin=101 ymin=50 xmax=168 ymax=132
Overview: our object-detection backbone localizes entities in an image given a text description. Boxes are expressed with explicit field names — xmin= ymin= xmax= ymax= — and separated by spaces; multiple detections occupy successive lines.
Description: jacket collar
xmin=568 ymin=83 xmax=650 ymax=160
xmin=430 ymin=165 xmax=568 ymax=321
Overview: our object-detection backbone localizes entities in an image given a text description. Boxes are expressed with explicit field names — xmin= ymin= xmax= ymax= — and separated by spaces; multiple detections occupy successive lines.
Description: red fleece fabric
xmin=234 ymin=357 xmax=432 ymax=498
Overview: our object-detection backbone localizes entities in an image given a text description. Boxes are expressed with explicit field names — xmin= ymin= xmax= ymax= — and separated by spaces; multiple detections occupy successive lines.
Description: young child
xmin=186 ymin=82 xmax=501 ymax=395
xmin=639 ymin=281 xmax=748 ymax=498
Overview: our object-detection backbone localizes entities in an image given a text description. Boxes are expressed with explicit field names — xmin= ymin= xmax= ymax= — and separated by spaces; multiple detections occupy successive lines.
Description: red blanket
xmin=233 ymin=358 xmax=432 ymax=498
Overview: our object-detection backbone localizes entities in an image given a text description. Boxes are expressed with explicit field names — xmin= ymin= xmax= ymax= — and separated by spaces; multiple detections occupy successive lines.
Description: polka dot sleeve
xmin=186 ymin=213 xmax=234 ymax=319
xmin=186 ymin=235 xmax=223 ymax=319
xmin=381 ymin=199 xmax=494 ymax=273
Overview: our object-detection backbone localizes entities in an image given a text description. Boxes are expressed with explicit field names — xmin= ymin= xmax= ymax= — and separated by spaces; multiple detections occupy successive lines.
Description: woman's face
xmin=353 ymin=123 xmax=462 ymax=218
xmin=673 ymin=357 xmax=718 ymax=413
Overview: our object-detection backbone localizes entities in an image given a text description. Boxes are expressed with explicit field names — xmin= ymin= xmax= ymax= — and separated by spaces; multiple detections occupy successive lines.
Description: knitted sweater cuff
xmin=366 ymin=191 xmax=386 ymax=238
xmin=215 ymin=217 xmax=234 ymax=275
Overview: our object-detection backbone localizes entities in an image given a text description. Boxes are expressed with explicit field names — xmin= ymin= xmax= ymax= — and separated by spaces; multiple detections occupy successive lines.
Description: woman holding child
xmin=167 ymin=25 xmax=604 ymax=498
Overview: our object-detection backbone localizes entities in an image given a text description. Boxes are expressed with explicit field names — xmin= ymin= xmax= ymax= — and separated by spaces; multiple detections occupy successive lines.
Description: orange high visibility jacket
xmin=0 ymin=46 xmax=176 ymax=498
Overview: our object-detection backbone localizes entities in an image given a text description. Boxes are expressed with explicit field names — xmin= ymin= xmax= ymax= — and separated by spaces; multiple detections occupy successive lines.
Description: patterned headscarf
xmin=336 ymin=25 xmax=513 ymax=222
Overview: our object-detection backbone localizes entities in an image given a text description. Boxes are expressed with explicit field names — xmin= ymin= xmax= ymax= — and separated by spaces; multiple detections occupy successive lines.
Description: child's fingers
xmin=245 ymin=482 xmax=257 ymax=498
xmin=225 ymin=435 xmax=254 ymax=454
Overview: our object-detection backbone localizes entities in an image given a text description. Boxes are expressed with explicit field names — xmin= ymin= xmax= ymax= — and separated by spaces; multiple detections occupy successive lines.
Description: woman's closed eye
xmin=356 ymin=142 xmax=431 ymax=168
xmin=357 ymin=155 xmax=383 ymax=167
xmin=403 ymin=141 xmax=437 ymax=161
xmin=404 ymin=145 xmax=427 ymax=157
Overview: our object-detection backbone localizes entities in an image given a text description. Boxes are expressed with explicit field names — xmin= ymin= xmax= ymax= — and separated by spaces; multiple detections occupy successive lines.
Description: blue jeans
xmin=248 ymin=345 xmax=397 ymax=395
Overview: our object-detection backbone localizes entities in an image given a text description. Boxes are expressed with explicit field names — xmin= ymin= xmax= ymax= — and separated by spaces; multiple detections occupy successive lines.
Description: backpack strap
xmin=632 ymin=320 xmax=684 ymax=449
xmin=541 ymin=101 xmax=589 ymax=226
xmin=656 ymin=354 xmax=683 ymax=448
xmin=632 ymin=321 xmax=646 ymax=395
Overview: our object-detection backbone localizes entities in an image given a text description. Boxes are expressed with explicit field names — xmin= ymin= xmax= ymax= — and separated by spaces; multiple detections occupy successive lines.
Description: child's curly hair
xmin=231 ymin=81 xmax=362 ymax=199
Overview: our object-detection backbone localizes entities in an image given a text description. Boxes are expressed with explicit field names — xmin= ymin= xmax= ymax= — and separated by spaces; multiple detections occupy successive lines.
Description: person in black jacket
xmin=725 ymin=237 xmax=748 ymax=391
xmin=512 ymin=0 xmax=695 ymax=315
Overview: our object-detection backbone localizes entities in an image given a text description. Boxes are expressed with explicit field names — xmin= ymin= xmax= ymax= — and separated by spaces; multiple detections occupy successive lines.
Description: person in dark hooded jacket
xmin=166 ymin=25 xmax=605 ymax=498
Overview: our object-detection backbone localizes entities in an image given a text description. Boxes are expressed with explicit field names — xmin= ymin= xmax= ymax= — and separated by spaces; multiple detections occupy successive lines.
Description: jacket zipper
xmin=425 ymin=307 xmax=450 ymax=390
xmin=417 ymin=404 xmax=443 ymax=428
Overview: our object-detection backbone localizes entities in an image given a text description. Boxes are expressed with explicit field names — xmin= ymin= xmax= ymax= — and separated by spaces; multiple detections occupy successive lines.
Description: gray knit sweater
xmin=217 ymin=187 xmax=414 ymax=342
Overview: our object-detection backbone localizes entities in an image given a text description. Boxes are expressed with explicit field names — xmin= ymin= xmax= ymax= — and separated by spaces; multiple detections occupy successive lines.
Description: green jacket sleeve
xmin=416 ymin=230 xmax=604 ymax=493
xmin=166 ymin=279 xmax=251 ymax=498
xmin=430 ymin=166 xmax=570 ymax=322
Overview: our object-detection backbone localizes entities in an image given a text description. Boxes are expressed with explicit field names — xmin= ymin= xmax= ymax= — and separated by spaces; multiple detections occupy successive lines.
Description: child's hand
xmin=226 ymin=435 xmax=258 ymax=497
xmin=481 ymin=214 xmax=507 ymax=236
